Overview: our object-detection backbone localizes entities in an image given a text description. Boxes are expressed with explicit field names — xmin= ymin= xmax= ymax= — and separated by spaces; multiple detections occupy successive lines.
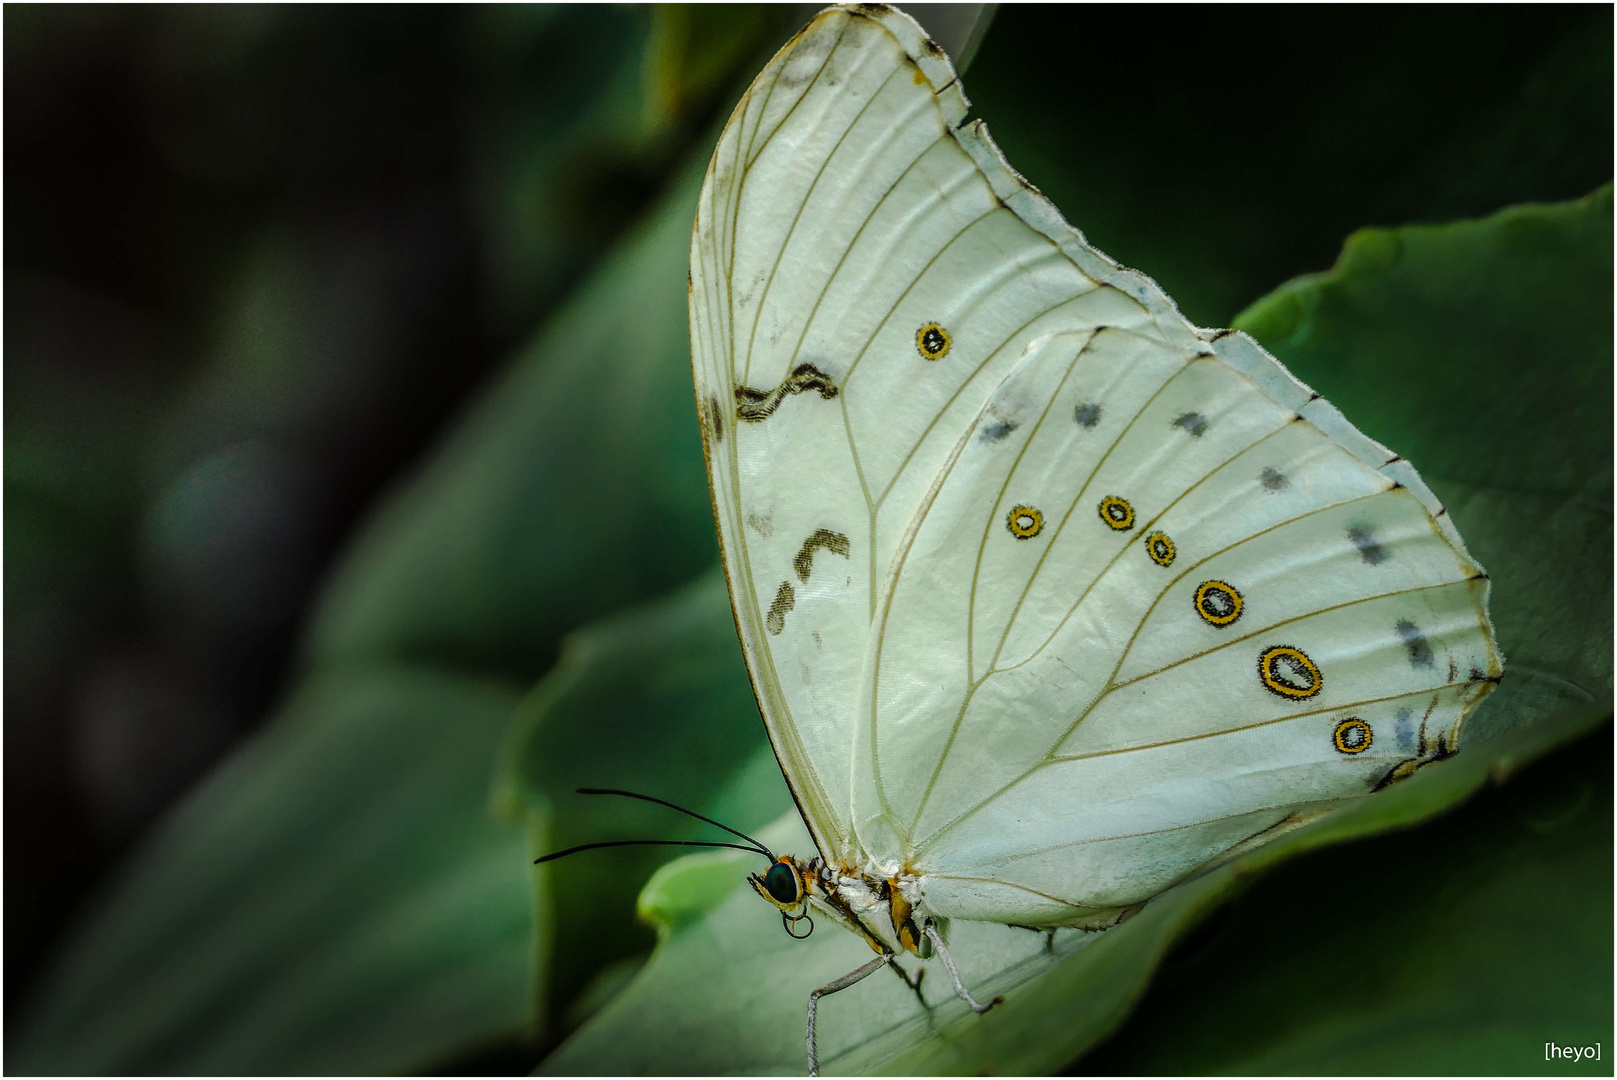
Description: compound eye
xmin=764 ymin=861 xmax=800 ymax=905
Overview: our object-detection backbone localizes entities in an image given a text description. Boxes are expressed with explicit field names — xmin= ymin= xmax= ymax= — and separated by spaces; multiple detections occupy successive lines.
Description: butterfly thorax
xmin=750 ymin=854 xmax=934 ymax=958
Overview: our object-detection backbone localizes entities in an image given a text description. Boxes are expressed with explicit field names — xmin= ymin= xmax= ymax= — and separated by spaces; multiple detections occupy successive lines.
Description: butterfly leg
xmin=806 ymin=953 xmax=891 ymax=1077
xmin=922 ymin=921 xmax=1003 ymax=1014
xmin=885 ymin=954 xmax=927 ymax=1003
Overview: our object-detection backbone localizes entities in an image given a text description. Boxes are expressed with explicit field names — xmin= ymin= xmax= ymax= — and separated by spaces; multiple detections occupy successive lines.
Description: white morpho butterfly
xmin=550 ymin=3 xmax=1503 ymax=1074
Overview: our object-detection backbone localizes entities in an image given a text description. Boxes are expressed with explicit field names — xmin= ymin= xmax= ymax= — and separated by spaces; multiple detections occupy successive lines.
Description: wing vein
xmin=983 ymin=350 xmax=1209 ymax=675
xmin=739 ymin=57 xmax=907 ymax=390
xmin=1108 ymin=577 xmax=1478 ymax=692
xmin=905 ymin=334 xmax=1099 ymax=834
xmin=990 ymin=406 xmax=1301 ymax=678
xmin=1048 ymin=679 xmax=1476 ymax=763
xmin=911 ymin=488 xmax=1409 ymax=854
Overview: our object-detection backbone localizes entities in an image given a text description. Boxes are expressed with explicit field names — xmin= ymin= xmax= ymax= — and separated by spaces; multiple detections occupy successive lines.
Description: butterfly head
xmin=750 ymin=855 xmax=815 ymax=938
xmin=750 ymin=855 xmax=807 ymax=907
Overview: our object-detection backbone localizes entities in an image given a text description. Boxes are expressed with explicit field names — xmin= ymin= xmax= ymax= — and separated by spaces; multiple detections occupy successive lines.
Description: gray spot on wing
xmin=1348 ymin=525 xmax=1389 ymax=565
xmin=1259 ymin=467 xmax=1289 ymax=492
xmin=980 ymin=419 xmax=1019 ymax=442
xmin=1173 ymin=412 xmax=1208 ymax=437
xmin=1074 ymin=402 xmax=1102 ymax=429
xmin=1396 ymin=619 xmax=1434 ymax=668
xmin=1394 ymin=707 xmax=1415 ymax=750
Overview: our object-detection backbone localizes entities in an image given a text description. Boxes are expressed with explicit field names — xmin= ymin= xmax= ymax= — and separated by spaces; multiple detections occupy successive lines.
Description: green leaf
xmin=1234 ymin=185 xmax=1614 ymax=742
xmin=9 ymin=150 xmax=720 ymax=1075
xmin=11 ymin=666 xmax=532 ymax=1075
xmin=888 ymin=705 xmax=1612 ymax=1077
xmin=540 ymin=687 xmax=1607 ymax=1075
xmin=966 ymin=7 xmax=1611 ymax=327
xmin=537 ymin=187 xmax=1613 ymax=1074
xmin=1075 ymin=714 xmax=1613 ymax=1076
xmin=11 ymin=129 xmax=762 ymax=1077
xmin=494 ymin=567 xmax=795 ymax=1030
xmin=306 ymin=154 xmax=717 ymax=678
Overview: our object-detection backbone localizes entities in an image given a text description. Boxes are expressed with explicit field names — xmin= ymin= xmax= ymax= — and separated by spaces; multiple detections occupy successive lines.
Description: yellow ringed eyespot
xmin=1144 ymin=531 xmax=1175 ymax=566
xmin=1333 ymin=718 xmax=1372 ymax=754
xmin=1098 ymin=495 xmax=1134 ymax=530
xmin=915 ymin=322 xmax=951 ymax=360
xmin=1259 ymin=645 xmax=1322 ymax=700
xmin=1194 ymin=580 xmax=1243 ymax=626
xmin=1006 ymin=505 xmax=1044 ymax=539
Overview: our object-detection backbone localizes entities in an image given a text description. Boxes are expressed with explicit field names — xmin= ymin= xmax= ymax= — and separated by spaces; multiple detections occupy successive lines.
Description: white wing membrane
xmin=691 ymin=7 xmax=1188 ymax=860
xmin=691 ymin=4 xmax=1501 ymax=918
xmin=852 ymin=330 xmax=1500 ymax=922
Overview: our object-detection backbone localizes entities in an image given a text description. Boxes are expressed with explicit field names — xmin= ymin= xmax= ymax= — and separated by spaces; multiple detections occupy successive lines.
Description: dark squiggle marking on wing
xmin=1373 ymin=694 xmax=1458 ymax=790
xmin=706 ymin=394 xmax=724 ymax=443
xmin=766 ymin=581 xmax=795 ymax=636
xmin=793 ymin=529 xmax=851 ymax=583
xmin=735 ymin=363 xmax=839 ymax=422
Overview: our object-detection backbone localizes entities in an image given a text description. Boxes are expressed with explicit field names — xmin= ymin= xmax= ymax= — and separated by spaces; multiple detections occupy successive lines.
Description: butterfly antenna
xmin=575 ymin=787 xmax=775 ymax=857
xmin=534 ymin=838 xmax=772 ymax=866
xmin=529 ymin=787 xmax=775 ymax=864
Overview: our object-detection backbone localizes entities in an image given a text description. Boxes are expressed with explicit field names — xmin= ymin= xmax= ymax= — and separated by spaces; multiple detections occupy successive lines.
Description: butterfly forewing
xmin=690 ymin=7 xmax=1189 ymax=861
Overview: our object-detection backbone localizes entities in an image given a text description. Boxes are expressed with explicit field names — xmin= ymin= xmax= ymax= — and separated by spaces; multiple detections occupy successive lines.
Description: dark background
xmin=7 ymin=3 xmax=1611 ymax=1070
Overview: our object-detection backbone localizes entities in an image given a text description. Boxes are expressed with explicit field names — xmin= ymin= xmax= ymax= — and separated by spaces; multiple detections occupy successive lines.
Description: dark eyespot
xmin=1334 ymin=718 xmax=1372 ymax=754
xmin=915 ymin=322 xmax=951 ymax=360
xmin=764 ymin=862 xmax=799 ymax=904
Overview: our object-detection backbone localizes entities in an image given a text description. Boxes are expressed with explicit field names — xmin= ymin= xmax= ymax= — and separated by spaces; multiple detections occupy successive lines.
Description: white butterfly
xmin=687 ymin=5 xmax=1502 ymax=1072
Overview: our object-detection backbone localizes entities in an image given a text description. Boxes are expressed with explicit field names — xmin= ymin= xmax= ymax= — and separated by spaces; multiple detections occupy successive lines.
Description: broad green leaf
xmin=889 ymin=705 xmax=1611 ymax=1076
xmin=1075 ymin=715 xmax=1613 ymax=1076
xmin=9 ymin=151 xmax=716 ymax=1075
xmin=967 ymin=7 xmax=1611 ymax=327
xmin=540 ymin=690 xmax=1607 ymax=1075
xmin=305 ymin=152 xmax=716 ymax=677
xmin=11 ymin=666 xmax=531 ymax=1075
xmin=1234 ymin=185 xmax=1614 ymax=743
xmin=309 ymin=7 xmax=807 ymax=678
xmin=10 ymin=122 xmax=749 ymax=1079
xmin=537 ymin=187 xmax=1613 ymax=1074
xmin=494 ymin=567 xmax=795 ymax=1030
xmin=466 ymin=5 xmax=798 ymax=342
xmin=1052 ymin=183 xmax=1617 ymax=1078
xmin=12 ymin=18 xmax=798 ymax=1069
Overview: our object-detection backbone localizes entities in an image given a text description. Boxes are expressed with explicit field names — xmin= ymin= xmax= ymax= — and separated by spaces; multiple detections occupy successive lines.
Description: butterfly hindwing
xmin=852 ymin=330 xmax=1500 ymax=924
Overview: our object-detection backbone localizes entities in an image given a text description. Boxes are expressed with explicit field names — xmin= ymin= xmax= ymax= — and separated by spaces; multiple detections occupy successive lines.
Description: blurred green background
xmin=6 ymin=4 xmax=1611 ymax=1075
